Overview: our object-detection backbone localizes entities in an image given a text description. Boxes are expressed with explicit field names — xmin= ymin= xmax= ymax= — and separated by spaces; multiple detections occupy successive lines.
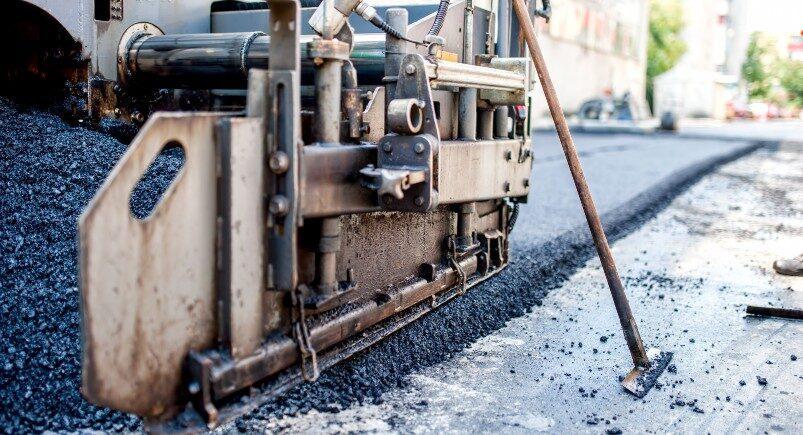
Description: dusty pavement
xmin=243 ymin=143 xmax=802 ymax=433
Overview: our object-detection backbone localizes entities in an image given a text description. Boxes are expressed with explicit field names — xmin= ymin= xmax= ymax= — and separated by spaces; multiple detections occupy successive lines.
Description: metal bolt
xmin=503 ymin=181 xmax=511 ymax=193
xmin=269 ymin=151 xmax=290 ymax=174
xmin=504 ymin=150 xmax=513 ymax=161
xmin=269 ymin=195 xmax=289 ymax=216
xmin=414 ymin=196 xmax=425 ymax=206
xmin=405 ymin=64 xmax=416 ymax=75
xmin=382 ymin=142 xmax=393 ymax=153
xmin=130 ymin=110 xmax=145 ymax=124
xmin=414 ymin=142 xmax=425 ymax=154
xmin=523 ymin=178 xmax=530 ymax=188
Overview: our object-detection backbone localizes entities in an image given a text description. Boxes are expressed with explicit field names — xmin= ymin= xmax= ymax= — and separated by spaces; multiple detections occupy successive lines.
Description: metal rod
xmin=478 ymin=109 xmax=494 ymax=140
xmin=312 ymin=38 xmax=344 ymax=297
xmin=458 ymin=0 xmax=477 ymax=140
xmin=511 ymin=0 xmax=650 ymax=367
xmin=746 ymin=305 xmax=803 ymax=320
xmin=384 ymin=8 xmax=409 ymax=109
xmin=494 ymin=0 xmax=511 ymax=138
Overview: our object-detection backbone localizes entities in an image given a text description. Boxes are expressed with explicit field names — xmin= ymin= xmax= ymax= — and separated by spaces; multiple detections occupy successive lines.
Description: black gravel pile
xmin=0 ymin=97 xmax=180 ymax=432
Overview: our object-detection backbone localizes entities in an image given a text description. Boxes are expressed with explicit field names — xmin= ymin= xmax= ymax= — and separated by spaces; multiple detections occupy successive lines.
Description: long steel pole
xmin=510 ymin=0 xmax=649 ymax=367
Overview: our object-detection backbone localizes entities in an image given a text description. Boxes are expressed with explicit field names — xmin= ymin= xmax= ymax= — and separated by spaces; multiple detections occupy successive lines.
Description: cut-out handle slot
xmin=128 ymin=140 xmax=185 ymax=220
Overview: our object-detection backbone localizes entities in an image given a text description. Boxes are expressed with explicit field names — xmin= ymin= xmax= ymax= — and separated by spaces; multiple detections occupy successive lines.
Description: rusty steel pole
xmin=511 ymin=0 xmax=649 ymax=367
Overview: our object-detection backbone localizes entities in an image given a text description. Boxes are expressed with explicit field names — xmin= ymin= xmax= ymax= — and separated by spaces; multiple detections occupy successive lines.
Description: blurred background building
xmin=652 ymin=0 xmax=803 ymax=120
xmin=529 ymin=0 xmax=651 ymax=119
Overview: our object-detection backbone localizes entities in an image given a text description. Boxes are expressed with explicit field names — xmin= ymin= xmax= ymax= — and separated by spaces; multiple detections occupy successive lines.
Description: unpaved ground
xmin=249 ymin=144 xmax=802 ymax=433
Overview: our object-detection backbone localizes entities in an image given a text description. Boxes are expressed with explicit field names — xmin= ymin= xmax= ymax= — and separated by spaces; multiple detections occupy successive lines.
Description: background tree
xmin=646 ymin=0 xmax=686 ymax=111
xmin=741 ymin=32 xmax=778 ymax=100
xmin=779 ymin=59 xmax=803 ymax=107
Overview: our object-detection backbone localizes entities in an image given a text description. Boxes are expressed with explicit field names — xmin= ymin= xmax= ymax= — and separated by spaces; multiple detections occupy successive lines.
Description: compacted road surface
xmin=246 ymin=139 xmax=803 ymax=433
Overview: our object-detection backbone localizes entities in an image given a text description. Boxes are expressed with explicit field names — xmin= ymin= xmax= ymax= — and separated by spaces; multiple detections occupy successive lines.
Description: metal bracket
xmin=266 ymin=0 xmax=302 ymax=294
xmin=365 ymin=54 xmax=441 ymax=211
xmin=375 ymin=134 xmax=438 ymax=211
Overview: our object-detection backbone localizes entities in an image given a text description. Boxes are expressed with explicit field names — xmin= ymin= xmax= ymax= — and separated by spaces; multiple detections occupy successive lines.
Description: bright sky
xmin=744 ymin=0 xmax=802 ymax=36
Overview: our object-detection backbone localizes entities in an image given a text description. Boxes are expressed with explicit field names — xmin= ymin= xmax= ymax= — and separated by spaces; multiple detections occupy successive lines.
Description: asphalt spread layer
xmin=230 ymin=142 xmax=761 ymax=429
xmin=0 ymin=97 xmax=762 ymax=432
xmin=0 ymin=98 xmax=180 ymax=432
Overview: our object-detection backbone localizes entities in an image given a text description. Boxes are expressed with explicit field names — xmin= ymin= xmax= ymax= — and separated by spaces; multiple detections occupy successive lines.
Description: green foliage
xmin=646 ymin=0 xmax=687 ymax=110
xmin=779 ymin=59 xmax=803 ymax=107
xmin=741 ymin=32 xmax=778 ymax=100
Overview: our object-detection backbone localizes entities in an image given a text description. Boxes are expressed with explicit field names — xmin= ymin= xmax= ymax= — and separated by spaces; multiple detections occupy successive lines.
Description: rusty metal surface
xmin=438 ymin=139 xmax=532 ymax=203
xmin=216 ymin=117 xmax=267 ymax=360
xmin=79 ymin=112 xmax=223 ymax=418
xmin=301 ymin=144 xmax=380 ymax=218
xmin=338 ymin=210 xmax=453 ymax=293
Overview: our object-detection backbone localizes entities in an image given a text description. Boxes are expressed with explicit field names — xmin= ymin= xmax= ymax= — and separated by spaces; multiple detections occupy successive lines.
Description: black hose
xmin=369 ymin=15 xmax=422 ymax=45
xmin=427 ymin=0 xmax=450 ymax=36
xmin=507 ymin=202 xmax=520 ymax=233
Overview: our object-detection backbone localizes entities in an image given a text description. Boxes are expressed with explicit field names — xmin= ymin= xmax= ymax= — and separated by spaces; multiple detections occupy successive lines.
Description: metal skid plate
xmin=79 ymin=113 xmax=224 ymax=418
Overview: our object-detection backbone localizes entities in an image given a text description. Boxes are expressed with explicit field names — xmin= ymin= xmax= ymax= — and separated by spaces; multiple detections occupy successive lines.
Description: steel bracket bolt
xmin=504 ymin=150 xmax=513 ymax=161
xmin=414 ymin=196 xmax=425 ymax=206
xmin=414 ymin=142 xmax=425 ymax=154
xmin=269 ymin=195 xmax=289 ymax=216
xmin=269 ymin=151 xmax=290 ymax=174
xmin=382 ymin=142 xmax=393 ymax=153
xmin=404 ymin=64 xmax=416 ymax=75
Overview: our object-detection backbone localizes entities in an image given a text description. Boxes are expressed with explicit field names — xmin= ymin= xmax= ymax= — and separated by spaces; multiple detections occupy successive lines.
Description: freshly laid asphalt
xmin=256 ymin=139 xmax=802 ymax=433
xmin=0 ymin=95 xmax=792 ymax=432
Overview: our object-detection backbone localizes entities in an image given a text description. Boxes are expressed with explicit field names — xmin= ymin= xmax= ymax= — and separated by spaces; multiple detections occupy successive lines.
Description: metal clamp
xmin=359 ymin=165 xmax=426 ymax=199
xmin=446 ymin=236 xmax=468 ymax=295
xmin=307 ymin=38 xmax=351 ymax=63
xmin=291 ymin=285 xmax=319 ymax=382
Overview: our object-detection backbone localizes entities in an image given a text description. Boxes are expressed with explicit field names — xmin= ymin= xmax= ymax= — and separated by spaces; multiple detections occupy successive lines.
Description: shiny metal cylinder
xmin=458 ymin=0 xmax=477 ymax=140
xmin=493 ymin=0 xmax=512 ymax=138
xmin=384 ymin=8 xmax=409 ymax=108
xmin=126 ymin=32 xmax=386 ymax=89
xmin=314 ymin=58 xmax=343 ymax=144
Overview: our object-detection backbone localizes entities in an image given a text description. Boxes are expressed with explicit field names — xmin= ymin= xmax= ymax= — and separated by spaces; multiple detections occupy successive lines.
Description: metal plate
xmin=216 ymin=117 xmax=267 ymax=359
xmin=79 ymin=112 xmax=223 ymax=418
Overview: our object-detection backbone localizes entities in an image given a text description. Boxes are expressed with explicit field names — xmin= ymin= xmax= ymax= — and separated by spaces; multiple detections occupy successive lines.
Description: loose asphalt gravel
xmin=0 ymin=97 xmax=179 ymax=432
xmin=0 ymin=97 xmax=769 ymax=432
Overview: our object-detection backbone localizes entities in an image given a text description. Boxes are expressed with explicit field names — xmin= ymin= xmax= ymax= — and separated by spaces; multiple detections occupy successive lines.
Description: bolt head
xmin=503 ymin=181 xmax=511 ymax=193
xmin=269 ymin=151 xmax=290 ymax=174
xmin=414 ymin=142 xmax=425 ymax=154
xmin=382 ymin=142 xmax=392 ymax=153
xmin=404 ymin=64 xmax=416 ymax=75
xmin=269 ymin=195 xmax=289 ymax=216
xmin=414 ymin=196 xmax=425 ymax=206
xmin=504 ymin=150 xmax=513 ymax=161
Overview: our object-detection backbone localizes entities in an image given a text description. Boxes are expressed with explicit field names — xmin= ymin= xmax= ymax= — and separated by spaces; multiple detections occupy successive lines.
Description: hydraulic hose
xmin=426 ymin=0 xmax=451 ymax=36
xmin=354 ymin=2 xmax=422 ymax=45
